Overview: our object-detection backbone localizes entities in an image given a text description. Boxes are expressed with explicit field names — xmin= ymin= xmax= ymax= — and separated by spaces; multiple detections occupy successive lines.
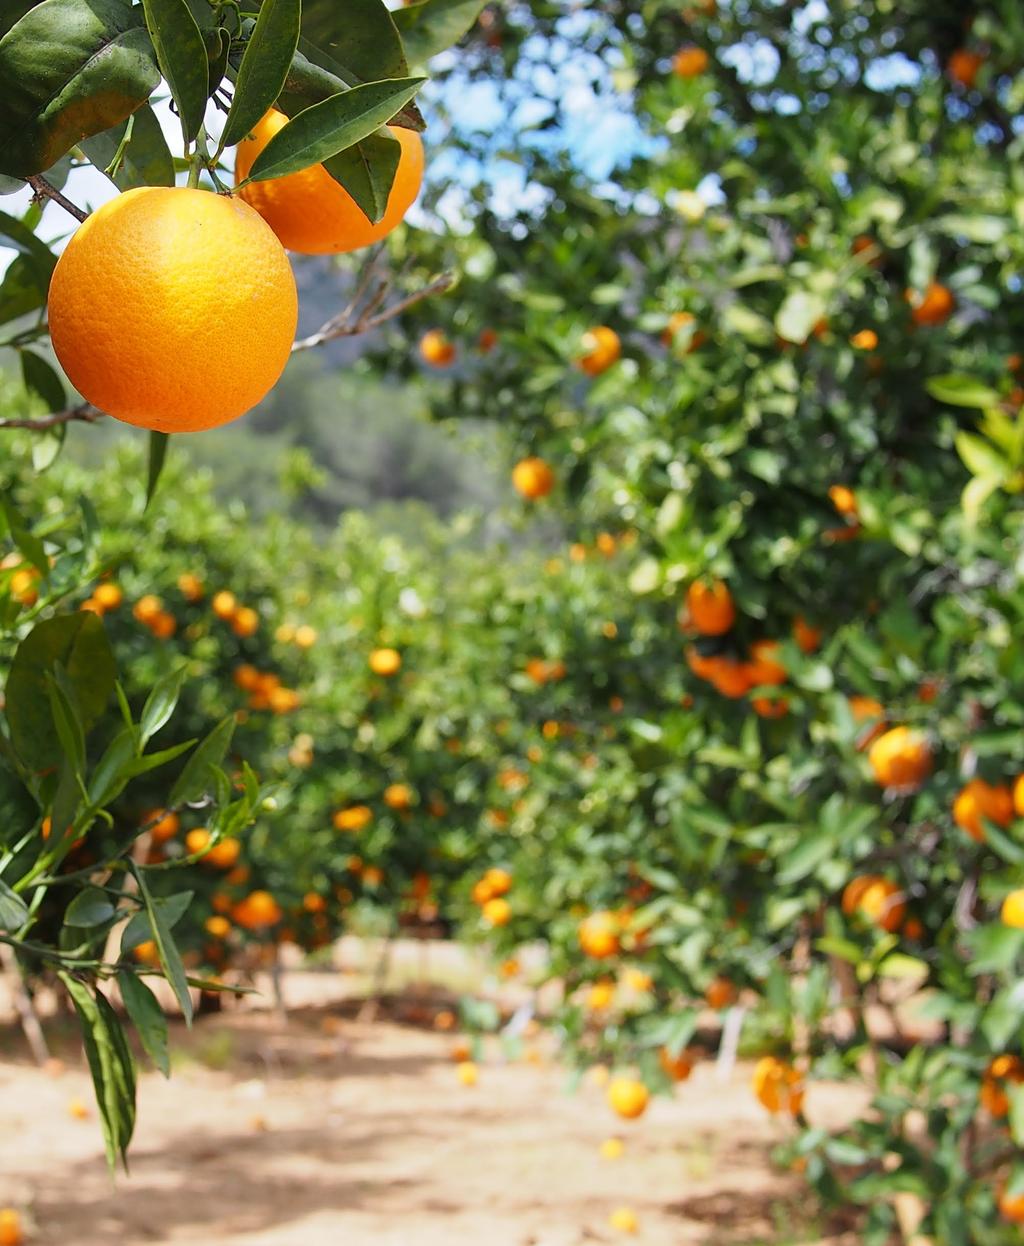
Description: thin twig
xmin=0 ymin=402 xmax=102 ymax=432
xmin=292 ymin=271 xmax=455 ymax=352
xmin=26 ymin=175 xmax=88 ymax=224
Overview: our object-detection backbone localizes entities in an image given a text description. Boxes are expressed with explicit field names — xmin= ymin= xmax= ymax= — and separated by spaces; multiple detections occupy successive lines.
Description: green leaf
xmin=927 ymin=374 xmax=1003 ymax=409
xmin=815 ymin=936 xmax=864 ymax=965
xmin=121 ymin=737 xmax=196 ymax=778
xmin=0 ymin=877 xmax=29 ymax=931
xmin=0 ymin=208 xmax=56 ymax=290
xmin=777 ymin=832 xmax=835 ymax=884
xmin=6 ymin=614 xmax=116 ymax=772
xmin=774 ymin=290 xmax=826 ymax=344
xmin=0 ymin=0 xmax=161 ymax=176
xmin=2 ymin=495 xmax=48 ymax=573
xmin=58 ymin=974 xmax=136 ymax=1170
xmin=169 ymin=715 xmax=234 ymax=804
xmin=243 ymin=77 xmax=425 ymax=184
xmin=46 ymin=670 xmax=86 ymax=775
xmin=121 ymin=890 xmax=193 ymax=950
xmin=322 ymin=129 xmax=400 ymax=224
xmin=64 ymin=886 xmax=118 ymax=928
xmin=955 ymin=431 xmax=1006 ymax=479
xmin=300 ymin=0 xmax=407 ymax=82
xmin=88 ymin=725 xmax=139 ymax=806
xmin=392 ymin=0 xmax=484 ymax=65
xmin=19 ymin=348 xmax=65 ymax=412
xmin=140 ymin=0 xmax=208 ymax=144
xmin=146 ymin=430 xmax=170 ymax=507
xmin=961 ymin=473 xmax=1002 ymax=524
xmin=118 ymin=970 xmax=170 ymax=1076
xmin=1009 ymin=1083 xmax=1024 ymax=1148
xmin=131 ymin=869 xmax=193 ymax=1025
xmin=219 ymin=0 xmax=300 ymax=152
xmin=140 ymin=664 xmax=187 ymax=746
xmin=0 ymin=762 xmax=38 ymax=849
xmin=80 ymin=103 xmax=174 ymax=188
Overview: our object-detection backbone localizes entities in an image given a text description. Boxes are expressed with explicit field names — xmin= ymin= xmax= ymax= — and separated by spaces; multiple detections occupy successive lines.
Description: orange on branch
xmin=235 ymin=111 xmax=424 ymax=254
xmin=512 ymin=456 xmax=555 ymax=500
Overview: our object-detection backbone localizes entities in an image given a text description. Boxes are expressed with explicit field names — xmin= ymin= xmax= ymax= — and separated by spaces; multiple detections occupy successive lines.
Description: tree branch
xmin=0 ymin=402 xmax=102 ymax=432
xmin=25 ymin=175 xmax=88 ymax=224
xmin=292 ymin=271 xmax=456 ymax=353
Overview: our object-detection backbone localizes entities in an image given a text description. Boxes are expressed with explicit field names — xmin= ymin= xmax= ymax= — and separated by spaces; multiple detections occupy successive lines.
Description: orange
xmin=1013 ymin=774 xmax=1024 ymax=817
xmin=48 ymin=187 xmax=296 ymax=433
xmin=235 ymin=111 xmax=424 ymax=254
xmin=369 ymin=647 xmax=402 ymax=676
xmin=334 ymin=805 xmax=372 ymax=833
xmin=67 ymin=1096 xmax=90 ymax=1119
xmin=456 ymin=1060 xmax=478 ymax=1086
xmin=952 ymin=778 xmax=1014 ymax=843
xmin=142 ymin=808 xmax=179 ymax=844
xmin=419 ymin=328 xmax=456 ymax=367
xmin=478 ymin=327 xmax=498 ymax=353
xmin=849 ymin=329 xmax=878 ymax=351
xmin=233 ymin=664 xmax=261 ymax=691
xmin=981 ymin=1055 xmax=1024 ymax=1117
xmin=662 ymin=310 xmax=707 ymax=350
xmin=233 ymin=890 xmax=282 ymax=930
xmin=843 ymin=874 xmax=905 ymax=932
xmin=471 ymin=878 xmax=495 ymax=905
xmin=212 ymin=590 xmax=237 ymax=620
xmin=231 ymin=606 xmax=259 ymax=637
xmin=294 ymin=624 xmax=318 ymax=649
xmin=512 ymin=456 xmax=555 ymax=500
xmin=947 ymin=49 xmax=984 ymax=88
xmin=608 ymin=1207 xmax=638 ymax=1234
xmin=659 ymin=1048 xmax=694 ymax=1082
xmin=600 ymin=1136 xmax=625 ymax=1160
xmin=149 ymin=610 xmax=177 ymax=639
xmin=204 ymin=915 xmax=231 ymax=939
xmin=384 ymin=783 xmax=412 ymax=810
xmin=673 ymin=45 xmax=709 ymax=77
xmin=577 ymin=325 xmax=621 ymax=376
xmin=178 ymin=572 xmax=204 ymax=601
xmin=868 ymin=726 xmax=931 ymax=790
xmin=1000 ymin=1186 xmax=1024 ymax=1224
xmin=133 ymin=594 xmax=162 ymax=624
xmin=1001 ymin=889 xmax=1024 ymax=928
xmin=686 ymin=579 xmax=735 ymax=635
xmin=792 ymin=615 xmax=822 ymax=653
xmin=482 ymin=897 xmax=511 ymax=926
xmin=303 ymin=891 xmax=327 ymax=914
xmin=587 ymin=980 xmax=616 ymax=1010
xmin=0 ymin=1208 xmax=22 ymax=1246
xmin=746 ymin=640 xmax=787 ymax=687
xmin=484 ymin=867 xmax=512 ymax=896
xmin=752 ymin=1056 xmax=804 ymax=1115
xmin=708 ymin=658 xmax=751 ymax=698
xmin=134 ymin=939 xmax=160 ymax=966
xmin=579 ymin=911 xmax=621 ymax=959
xmin=705 ymin=976 xmax=737 ymax=1010
xmin=93 ymin=582 xmax=123 ymax=610
xmin=607 ymin=1076 xmax=649 ymax=1120
xmin=828 ymin=484 xmax=858 ymax=517
xmin=906 ymin=282 xmax=955 ymax=327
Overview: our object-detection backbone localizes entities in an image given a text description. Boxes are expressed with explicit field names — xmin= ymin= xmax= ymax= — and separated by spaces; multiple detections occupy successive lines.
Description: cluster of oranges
xmin=1 ymin=554 xmax=41 ymax=607
xmin=132 ymin=593 xmax=177 ymax=639
xmin=752 ymin=1056 xmax=805 ymax=1117
xmin=232 ymin=663 xmax=301 ymax=714
xmin=524 ymin=656 xmax=567 ymax=685
xmin=471 ymin=867 xmax=513 ymax=927
xmin=79 ymin=580 xmax=123 ymax=616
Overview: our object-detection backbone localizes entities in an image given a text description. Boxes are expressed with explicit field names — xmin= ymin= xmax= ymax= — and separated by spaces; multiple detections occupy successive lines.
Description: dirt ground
xmin=0 ymin=946 xmax=863 ymax=1246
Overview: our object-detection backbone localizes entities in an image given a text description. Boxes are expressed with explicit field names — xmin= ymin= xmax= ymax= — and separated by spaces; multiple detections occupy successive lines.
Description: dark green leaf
xmin=300 ymin=0 xmax=407 ymax=82
xmin=0 ymin=0 xmax=161 ymax=176
xmin=131 ymin=868 xmax=193 ymax=1024
xmin=6 ymin=613 xmax=116 ymax=772
xmin=87 ymin=724 xmax=139 ymax=805
xmin=1 ymin=496 xmax=48 ymax=573
xmin=139 ymin=664 xmax=187 ymax=746
xmin=64 ymin=885 xmax=118 ymax=928
xmin=0 ymin=762 xmax=38 ymax=849
xmin=243 ymin=77 xmax=425 ymax=184
xmin=121 ymin=890 xmax=193 ymax=950
xmin=118 ymin=970 xmax=170 ymax=1075
xmin=323 ymin=129 xmax=401 ymax=224
xmin=20 ymin=349 xmax=65 ymax=412
xmin=146 ymin=430 xmax=170 ymax=507
xmin=392 ymin=0 xmax=484 ymax=65
xmin=219 ymin=0 xmax=300 ymax=151
xmin=140 ymin=0 xmax=208 ymax=143
xmin=169 ymin=715 xmax=234 ymax=804
xmin=121 ymin=737 xmax=196 ymax=778
xmin=0 ymin=877 xmax=29 ymax=931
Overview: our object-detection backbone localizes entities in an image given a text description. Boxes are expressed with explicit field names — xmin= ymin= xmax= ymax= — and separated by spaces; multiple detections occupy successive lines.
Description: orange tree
xmin=0 ymin=0 xmax=484 ymax=1166
xmin=357 ymin=1 xmax=1024 ymax=1239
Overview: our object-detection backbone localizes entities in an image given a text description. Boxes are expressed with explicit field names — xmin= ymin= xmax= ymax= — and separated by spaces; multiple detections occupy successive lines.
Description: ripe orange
xmin=906 ymin=282 xmax=955 ymax=327
xmin=947 ymin=49 xmax=984 ymax=88
xmin=746 ymin=640 xmax=787 ymax=687
xmin=384 ymin=782 xmax=412 ymax=810
xmin=48 ymin=188 xmax=296 ymax=433
xmin=705 ymin=976 xmax=737 ymax=1010
xmin=420 ymin=328 xmax=456 ymax=367
xmin=456 ymin=1060 xmax=478 ymax=1086
xmin=1013 ymin=774 xmax=1024 ymax=817
xmin=600 ymin=1136 xmax=625 ymax=1159
xmin=708 ymin=658 xmax=751 ymax=698
xmin=333 ymin=805 xmax=372 ymax=833
xmin=212 ymin=590 xmax=237 ymax=620
xmin=484 ymin=867 xmax=512 ymax=896
xmin=981 ymin=1055 xmax=1024 ymax=1117
xmin=579 ymin=911 xmax=621 ymax=959
xmin=133 ymin=594 xmax=162 ymax=624
xmin=607 ymin=1076 xmax=649 ymax=1120
xmin=233 ymin=890 xmax=283 ymax=930
xmin=178 ymin=572 xmax=204 ymax=601
xmin=843 ymin=874 xmax=905 ymax=932
xmin=792 ymin=615 xmax=822 ymax=653
xmin=661 ymin=310 xmax=707 ymax=351
xmin=0 ymin=1209 xmax=22 ymax=1246
xmin=143 ymin=808 xmax=180 ymax=844
xmin=577 ymin=325 xmax=621 ymax=376
xmin=868 ymin=726 xmax=931 ymax=791
xmin=952 ymin=778 xmax=1014 ymax=843
xmin=294 ymin=624 xmax=318 ymax=649
xmin=482 ymin=896 xmax=512 ymax=927
xmin=608 ymin=1206 xmax=638 ymax=1234
xmin=1000 ymin=1186 xmax=1024 ymax=1224
xmin=1002 ymin=889 xmax=1024 ymax=928
xmin=369 ymin=647 xmax=402 ymax=676
xmin=752 ymin=1056 xmax=804 ymax=1115
xmin=587 ymin=980 xmax=616 ymax=1010
xmin=235 ymin=111 xmax=424 ymax=254
xmin=231 ymin=605 xmax=259 ymax=637
xmin=686 ymin=579 xmax=735 ymax=635
xmin=93 ymin=582 xmax=123 ymax=610
xmin=659 ymin=1048 xmax=694 ymax=1082
xmin=849 ymin=329 xmax=878 ymax=351
xmin=478 ymin=327 xmax=498 ymax=353
xmin=673 ymin=45 xmax=709 ymax=77
xmin=828 ymin=484 xmax=858 ymax=517
xmin=512 ymin=456 xmax=555 ymax=499
xmin=204 ymin=915 xmax=231 ymax=938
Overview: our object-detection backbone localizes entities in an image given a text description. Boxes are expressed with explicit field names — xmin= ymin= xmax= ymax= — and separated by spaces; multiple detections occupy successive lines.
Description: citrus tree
xmin=0 ymin=0 xmax=484 ymax=1171
xmin=355 ymin=2 xmax=1024 ymax=1240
